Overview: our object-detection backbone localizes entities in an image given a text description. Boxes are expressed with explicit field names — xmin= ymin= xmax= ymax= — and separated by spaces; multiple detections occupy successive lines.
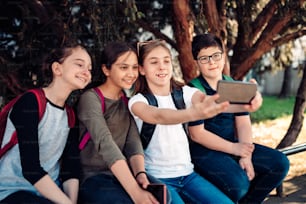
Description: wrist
xmin=134 ymin=171 xmax=147 ymax=179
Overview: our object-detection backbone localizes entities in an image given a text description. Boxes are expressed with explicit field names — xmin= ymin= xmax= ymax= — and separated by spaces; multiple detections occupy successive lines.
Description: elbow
xmin=189 ymin=131 xmax=201 ymax=143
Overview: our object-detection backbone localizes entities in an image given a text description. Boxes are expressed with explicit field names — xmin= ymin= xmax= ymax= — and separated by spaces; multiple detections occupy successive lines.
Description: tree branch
xmin=250 ymin=0 xmax=278 ymax=46
xmin=135 ymin=19 xmax=177 ymax=50
xmin=273 ymin=28 xmax=306 ymax=47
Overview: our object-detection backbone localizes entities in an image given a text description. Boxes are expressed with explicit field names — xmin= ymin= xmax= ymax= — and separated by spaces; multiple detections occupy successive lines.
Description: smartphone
xmin=147 ymin=183 xmax=167 ymax=204
xmin=216 ymin=80 xmax=257 ymax=104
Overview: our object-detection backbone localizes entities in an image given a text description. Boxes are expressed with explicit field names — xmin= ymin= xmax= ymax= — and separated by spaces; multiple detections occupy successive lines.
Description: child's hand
xmin=243 ymin=79 xmax=263 ymax=112
xmin=231 ymin=142 xmax=254 ymax=157
xmin=194 ymin=93 xmax=229 ymax=119
xmin=239 ymin=157 xmax=255 ymax=181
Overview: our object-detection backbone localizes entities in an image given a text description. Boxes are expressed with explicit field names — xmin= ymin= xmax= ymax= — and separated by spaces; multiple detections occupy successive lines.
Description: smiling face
xmin=139 ymin=45 xmax=172 ymax=94
xmin=103 ymin=50 xmax=139 ymax=90
xmin=55 ymin=46 xmax=92 ymax=90
xmin=196 ymin=46 xmax=225 ymax=81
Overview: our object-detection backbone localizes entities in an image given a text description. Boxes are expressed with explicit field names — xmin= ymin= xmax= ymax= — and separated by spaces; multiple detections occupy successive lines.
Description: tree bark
xmin=277 ymin=63 xmax=306 ymax=149
xmin=172 ymin=0 xmax=197 ymax=83
xmin=202 ymin=0 xmax=230 ymax=75
xmin=231 ymin=0 xmax=305 ymax=80
xmin=278 ymin=67 xmax=292 ymax=98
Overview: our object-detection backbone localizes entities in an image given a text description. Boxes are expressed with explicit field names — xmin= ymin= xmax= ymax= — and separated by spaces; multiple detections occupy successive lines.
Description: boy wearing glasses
xmin=188 ymin=33 xmax=289 ymax=204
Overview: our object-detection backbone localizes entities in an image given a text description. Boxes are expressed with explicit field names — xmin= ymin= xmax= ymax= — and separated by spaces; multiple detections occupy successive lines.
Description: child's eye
xmin=132 ymin=65 xmax=139 ymax=70
xmin=120 ymin=65 xmax=128 ymax=70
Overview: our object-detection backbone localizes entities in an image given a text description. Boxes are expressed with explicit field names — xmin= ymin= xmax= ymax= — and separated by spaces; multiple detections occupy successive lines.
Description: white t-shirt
xmin=128 ymin=85 xmax=198 ymax=178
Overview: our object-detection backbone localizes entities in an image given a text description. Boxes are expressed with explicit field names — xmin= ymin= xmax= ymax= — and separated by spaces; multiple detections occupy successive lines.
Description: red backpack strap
xmin=28 ymin=89 xmax=47 ymax=120
xmin=30 ymin=88 xmax=75 ymax=128
xmin=0 ymin=96 xmax=20 ymax=145
xmin=65 ymin=106 xmax=75 ymax=128
xmin=0 ymin=88 xmax=46 ymax=158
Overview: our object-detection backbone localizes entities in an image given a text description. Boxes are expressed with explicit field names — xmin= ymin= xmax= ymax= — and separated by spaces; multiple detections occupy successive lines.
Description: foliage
xmin=0 ymin=0 xmax=305 ymax=103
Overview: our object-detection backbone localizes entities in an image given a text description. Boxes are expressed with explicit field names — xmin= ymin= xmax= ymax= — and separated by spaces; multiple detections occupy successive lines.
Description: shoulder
xmin=10 ymin=91 xmax=40 ymax=120
xmin=182 ymin=85 xmax=199 ymax=98
xmin=13 ymin=91 xmax=39 ymax=109
xmin=128 ymin=93 xmax=148 ymax=110
xmin=129 ymin=93 xmax=147 ymax=104
xmin=79 ymin=89 xmax=100 ymax=103
xmin=182 ymin=85 xmax=198 ymax=92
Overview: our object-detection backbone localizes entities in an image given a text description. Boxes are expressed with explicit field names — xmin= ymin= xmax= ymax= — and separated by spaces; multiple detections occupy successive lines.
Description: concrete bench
xmin=276 ymin=142 xmax=306 ymax=197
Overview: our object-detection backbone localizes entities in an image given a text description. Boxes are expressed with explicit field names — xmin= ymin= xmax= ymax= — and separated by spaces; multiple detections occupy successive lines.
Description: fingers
xmin=249 ymin=78 xmax=258 ymax=84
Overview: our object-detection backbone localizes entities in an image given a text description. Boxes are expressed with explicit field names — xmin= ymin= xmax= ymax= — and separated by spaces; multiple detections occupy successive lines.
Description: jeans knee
xmin=227 ymin=176 xmax=250 ymax=202
xmin=274 ymin=152 xmax=290 ymax=177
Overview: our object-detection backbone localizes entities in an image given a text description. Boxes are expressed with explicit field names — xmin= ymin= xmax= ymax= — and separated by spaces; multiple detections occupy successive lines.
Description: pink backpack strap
xmin=79 ymin=88 xmax=105 ymax=150
xmin=78 ymin=88 xmax=129 ymax=150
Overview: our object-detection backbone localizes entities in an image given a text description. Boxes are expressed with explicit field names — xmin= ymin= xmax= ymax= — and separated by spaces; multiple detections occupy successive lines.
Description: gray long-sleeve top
xmin=77 ymin=89 xmax=144 ymax=182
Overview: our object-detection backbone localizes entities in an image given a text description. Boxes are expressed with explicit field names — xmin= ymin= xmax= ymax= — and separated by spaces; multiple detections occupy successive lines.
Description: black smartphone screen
xmin=147 ymin=183 xmax=166 ymax=204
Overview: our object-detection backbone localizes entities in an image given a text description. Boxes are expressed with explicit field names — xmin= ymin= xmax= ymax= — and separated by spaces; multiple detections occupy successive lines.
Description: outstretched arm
xmin=130 ymin=91 xmax=229 ymax=125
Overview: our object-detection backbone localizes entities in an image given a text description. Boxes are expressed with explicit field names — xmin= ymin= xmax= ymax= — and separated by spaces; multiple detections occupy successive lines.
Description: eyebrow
xmin=148 ymin=56 xmax=171 ymax=60
xmin=74 ymin=58 xmax=86 ymax=61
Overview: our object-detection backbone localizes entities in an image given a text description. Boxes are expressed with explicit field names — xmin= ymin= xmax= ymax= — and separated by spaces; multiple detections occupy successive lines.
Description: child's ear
xmin=138 ymin=65 xmax=145 ymax=75
xmin=102 ymin=65 xmax=110 ymax=76
xmin=51 ymin=62 xmax=62 ymax=76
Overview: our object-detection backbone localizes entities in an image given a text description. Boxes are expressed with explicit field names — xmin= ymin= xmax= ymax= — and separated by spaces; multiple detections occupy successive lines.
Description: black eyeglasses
xmin=197 ymin=52 xmax=223 ymax=64
xmin=136 ymin=39 xmax=165 ymax=56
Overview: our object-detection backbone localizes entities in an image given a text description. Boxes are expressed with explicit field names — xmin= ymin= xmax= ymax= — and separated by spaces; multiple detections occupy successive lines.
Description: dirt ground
xmin=252 ymin=114 xmax=306 ymax=179
xmin=252 ymin=114 xmax=306 ymax=203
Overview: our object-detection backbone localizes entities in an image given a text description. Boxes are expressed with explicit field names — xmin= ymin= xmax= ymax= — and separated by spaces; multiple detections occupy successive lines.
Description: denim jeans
xmin=0 ymin=191 xmax=53 ymax=204
xmin=190 ymin=143 xmax=290 ymax=203
xmin=159 ymin=171 xmax=233 ymax=204
xmin=79 ymin=173 xmax=171 ymax=204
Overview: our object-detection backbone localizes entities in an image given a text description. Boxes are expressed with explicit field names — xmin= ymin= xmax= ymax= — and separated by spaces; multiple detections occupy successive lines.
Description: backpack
xmin=0 ymin=88 xmax=75 ymax=159
xmin=140 ymin=86 xmax=188 ymax=149
xmin=189 ymin=74 xmax=234 ymax=93
xmin=78 ymin=87 xmax=128 ymax=150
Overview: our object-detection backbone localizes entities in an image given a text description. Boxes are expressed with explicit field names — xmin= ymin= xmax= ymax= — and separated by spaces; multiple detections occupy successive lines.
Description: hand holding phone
xmin=216 ymin=80 xmax=257 ymax=104
xmin=147 ymin=183 xmax=167 ymax=204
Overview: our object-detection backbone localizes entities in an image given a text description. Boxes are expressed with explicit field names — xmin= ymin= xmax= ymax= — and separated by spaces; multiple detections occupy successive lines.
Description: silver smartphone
xmin=216 ymin=80 xmax=257 ymax=104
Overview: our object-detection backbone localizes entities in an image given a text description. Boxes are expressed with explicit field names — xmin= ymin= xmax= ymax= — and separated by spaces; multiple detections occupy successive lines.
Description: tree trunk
xmin=277 ymin=62 xmax=306 ymax=149
xmin=202 ymin=0 xmax=230 ymax=75
xmin=172 ymin=0 xmax=197 ymax=83
xmin=278 ymin=67 xmax=292 ymax=98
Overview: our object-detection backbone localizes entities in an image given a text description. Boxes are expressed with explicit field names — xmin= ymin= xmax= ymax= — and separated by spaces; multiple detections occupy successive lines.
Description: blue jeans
xmin=190 ymin=143 xmax=290 ymax=203
xmin=159 ymin=171 xmax=233 ymax=204
xmin=79 ymin=173 xmax=171 ymax=204
xmin=0 ymin=191 xmax=53 ymax=204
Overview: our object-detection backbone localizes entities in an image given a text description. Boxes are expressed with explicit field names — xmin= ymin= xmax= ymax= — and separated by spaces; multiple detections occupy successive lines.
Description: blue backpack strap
xmin=171 ymin=87 xmax=188 ymax=136
xmin=140 ymin=94 xmax=158 ymax=150
xmin=140 ymin=86 xmax=188 ymax=149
